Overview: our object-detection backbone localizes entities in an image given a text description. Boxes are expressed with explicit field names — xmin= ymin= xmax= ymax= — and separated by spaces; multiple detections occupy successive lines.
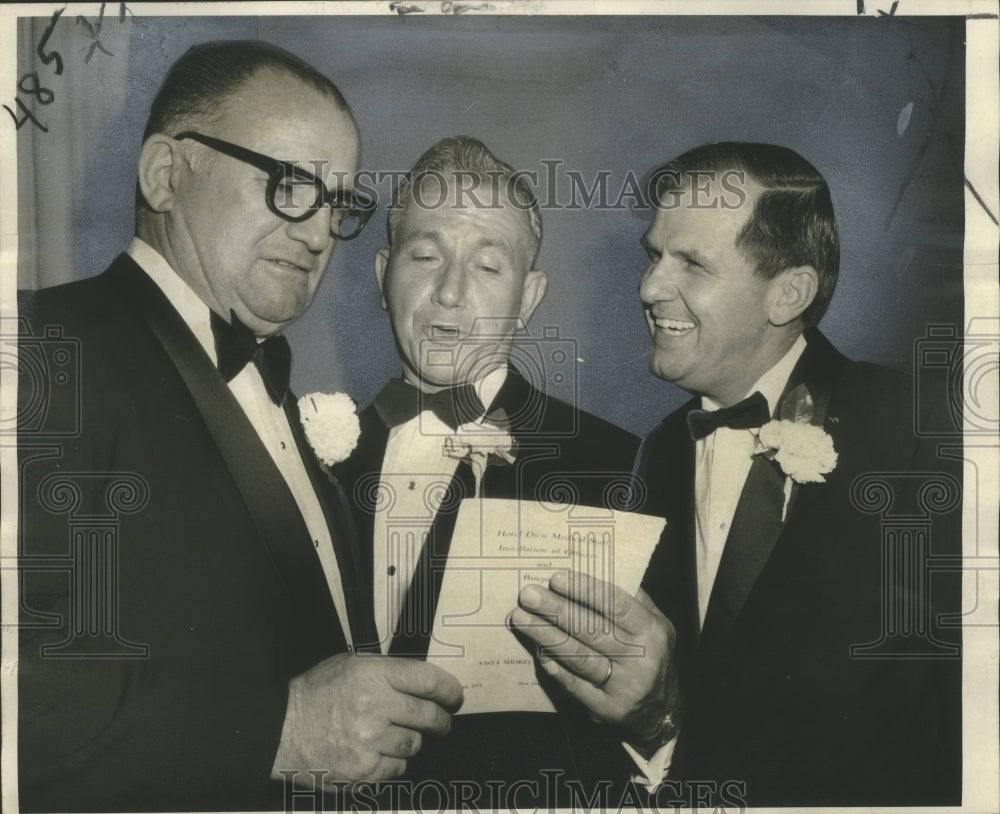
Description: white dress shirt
xmin=626 ymin=334 xmax=807 ymax=790
xmin=126 ymin=238 xmax=352 ymax=647
xmin=372 ymin=368 xmax=506 ymax=652
xmin=693 ymin=335 xmax=806 ymax=626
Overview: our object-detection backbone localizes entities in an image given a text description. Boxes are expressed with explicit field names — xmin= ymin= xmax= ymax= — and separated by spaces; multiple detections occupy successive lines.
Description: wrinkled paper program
xmin=426 ymin=498 xmax=665 ymax=714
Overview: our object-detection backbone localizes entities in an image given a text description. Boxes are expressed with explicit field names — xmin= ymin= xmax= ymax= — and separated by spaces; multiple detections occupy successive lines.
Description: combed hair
xmin=650 ymin=142 xmax=839 ymax=328
xmin=388 ymin=136 xmax=542 ymax=265
xmin=136 ymin=40 xmax=350 ymax=214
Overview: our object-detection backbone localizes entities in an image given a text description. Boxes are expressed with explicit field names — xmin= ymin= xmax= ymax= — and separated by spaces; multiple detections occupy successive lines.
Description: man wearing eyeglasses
xmin=17 ymin=40 xmax=462 ymax=812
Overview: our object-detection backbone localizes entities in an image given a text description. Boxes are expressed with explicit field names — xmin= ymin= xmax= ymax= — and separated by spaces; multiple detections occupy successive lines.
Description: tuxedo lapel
xmin=336 ymin=404 xmax=392 ymax=607
xmin=389 ymin=460 xmax=476 ymax=658
xmin=104 ymin=256 xmax=346 ymax=650
xmin=482 ymin=367 xmax=562 ymax=497
xmin=777 ymin=329 xmax=846 ymax=435
xmin=487 ymin=365 xmax=541 ymax=431
xmin=347 ymin=396 xmax=462 ymax=658
xmin=769 ymin=329 xmax=845 ymax=522
xmin=701 ymin=454 xmax=786 ymax=637
xmin=285 ymin=397 xmax=378 ymax=650
xmin=639 ymin=403 xmax=701 ymax=666
xmin=701 ymin=330 xmax=848 ymax=642
xmin=388 ymin=366 xmax=534 ymax=658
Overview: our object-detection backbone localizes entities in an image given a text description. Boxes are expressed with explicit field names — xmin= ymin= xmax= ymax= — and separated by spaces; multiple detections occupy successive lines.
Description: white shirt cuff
xmin=621 ymin=734 xmax=679 ymax=793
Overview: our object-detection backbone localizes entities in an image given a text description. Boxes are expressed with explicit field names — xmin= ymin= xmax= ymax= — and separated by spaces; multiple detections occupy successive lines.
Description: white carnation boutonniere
xmin=442 ymin=417 xmax=517 ymax=499
xmin=752 ymin=384 xmax=837 ymax=521
xmin=298 ymin=392 xmax=362 ymax=467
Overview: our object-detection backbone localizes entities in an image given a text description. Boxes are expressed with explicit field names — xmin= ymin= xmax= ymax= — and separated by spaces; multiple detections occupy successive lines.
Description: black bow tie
xmin=375 ymin=378 xmax=487 ymax=431
xmin=210 ymin=310 xmax=291 ymax=405
xmin=686 ymin=390 xmax=770 ymax=441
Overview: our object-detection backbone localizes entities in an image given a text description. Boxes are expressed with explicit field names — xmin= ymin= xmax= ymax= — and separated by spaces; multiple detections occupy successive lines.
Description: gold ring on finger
xmin=592 ymin=659 xmax=613 ymax=689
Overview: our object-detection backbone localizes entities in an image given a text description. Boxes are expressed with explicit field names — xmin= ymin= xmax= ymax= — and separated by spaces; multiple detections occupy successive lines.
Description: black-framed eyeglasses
xmin=175 ymin=131 xmax=376 ymax=241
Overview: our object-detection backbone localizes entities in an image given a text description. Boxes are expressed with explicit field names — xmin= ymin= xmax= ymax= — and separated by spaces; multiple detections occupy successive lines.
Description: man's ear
xmin=768 ymin=266 xmax=818 ymax=327
xmin=374 ymin=248 xmax=390 ymax=311
xmin=137 ymin=135 xmax=185 ymax=213
xmin=518 ymin=269 xmax=548 ymax=323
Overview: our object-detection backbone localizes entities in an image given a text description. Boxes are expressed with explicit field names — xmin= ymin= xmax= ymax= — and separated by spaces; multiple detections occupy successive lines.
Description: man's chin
xmin=406 ymin=346 xmax=507 ymax=391
xmin=649 ymin=356 xmax=687 ymax=387
xmin=412 ymin=359 xmax=484 ymax=391
xmin=401 ymin=364 xmax=463 ymax=393
xmin=421 ymin=375 xmax=469 ymax=393
xmin=235 ymin=300 xmax=309 ymax=336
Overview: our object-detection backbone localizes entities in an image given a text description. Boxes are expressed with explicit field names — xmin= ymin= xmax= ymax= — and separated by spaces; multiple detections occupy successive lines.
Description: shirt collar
xmin=127 ymin=237 xmax=218 ymax=364
xmin=701 ymin=334 xmax=807 ymax=416
xmin=393 ymin=365 xmax=508 ymax=431
xmin=476 ymin=366 xmax=508 ymax=415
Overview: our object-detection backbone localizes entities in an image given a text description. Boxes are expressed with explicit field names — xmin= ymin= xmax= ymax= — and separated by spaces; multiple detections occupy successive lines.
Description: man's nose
xmin=432 ymin=259 xmax=467 ymax=308
xmin=639 ymin=258 xmax=680 ymax=305
xmin=285 ymin=207 xmax=333 ymax=254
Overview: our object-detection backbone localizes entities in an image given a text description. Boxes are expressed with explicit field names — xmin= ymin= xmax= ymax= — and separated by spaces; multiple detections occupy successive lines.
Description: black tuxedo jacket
xmin=333 ymin=367 xmax=640 ymax=804
xmin=16 ymin=255 xmax=372 ymax=812
xmin=636 ymin=329 xmax=962 ymax=807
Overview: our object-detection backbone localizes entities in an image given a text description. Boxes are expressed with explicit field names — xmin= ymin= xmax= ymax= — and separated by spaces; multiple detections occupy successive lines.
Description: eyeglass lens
xmin=269 ymin=173 xmax=366 ymax=239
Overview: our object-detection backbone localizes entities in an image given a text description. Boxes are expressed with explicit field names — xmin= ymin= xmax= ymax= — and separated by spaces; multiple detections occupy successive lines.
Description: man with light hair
xmin=334 ymin=135 xmax=639 ymax=806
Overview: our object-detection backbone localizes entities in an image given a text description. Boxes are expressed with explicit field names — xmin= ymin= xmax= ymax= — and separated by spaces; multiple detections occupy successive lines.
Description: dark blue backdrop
xmin=17 ymin=14 xmax=965 ymax=436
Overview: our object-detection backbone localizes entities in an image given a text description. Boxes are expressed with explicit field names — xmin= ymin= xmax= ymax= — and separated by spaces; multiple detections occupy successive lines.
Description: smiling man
xmin=639 ymin=175 xmax=813 ymax=409
xmin=333 ymin=136 xmax=639 ymax=805
xmin=508 ymin=142 xmax=962 ymax=807
xmin=17 ymin=41 xmax=463 ymax=812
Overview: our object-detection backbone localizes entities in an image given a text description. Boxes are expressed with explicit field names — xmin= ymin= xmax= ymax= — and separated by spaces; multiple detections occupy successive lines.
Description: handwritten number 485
xmin=3 ymin=73 xmax=55 ymax=132
xmin=3 ymin=6 xmax=63 ymax=133
xmin=4 ymin=4 xmax=128 ymax=133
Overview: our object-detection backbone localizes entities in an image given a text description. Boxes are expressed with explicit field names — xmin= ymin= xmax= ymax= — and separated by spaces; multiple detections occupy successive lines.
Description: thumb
xmin=634 ymin=587 xmax=659 ymax=612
